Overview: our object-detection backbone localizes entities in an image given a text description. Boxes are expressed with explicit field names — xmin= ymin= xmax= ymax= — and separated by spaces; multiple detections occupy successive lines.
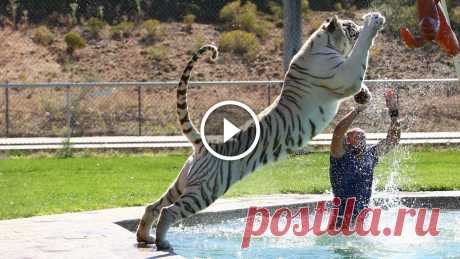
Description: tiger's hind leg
xmin=136 ymin=185 xmax=180 ymax=244
xmin=155 ymin=186 xmax=211 ymax=250
xmin=136 ymin=158 xmax=192 ymax=244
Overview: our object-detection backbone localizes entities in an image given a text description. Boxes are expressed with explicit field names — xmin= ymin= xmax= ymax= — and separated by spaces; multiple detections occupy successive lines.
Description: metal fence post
xmin=283 ymin=0 xmax=303 ymax=72
xmin=5 ymin=85 xmax=9 ymax=137
xmin=137 ymin=85 xmax=142 ymax=136
xmin=65 ymin=86 xmax=72 ymax=138
xmin=267 ymin=81 xmax=272 ymax=106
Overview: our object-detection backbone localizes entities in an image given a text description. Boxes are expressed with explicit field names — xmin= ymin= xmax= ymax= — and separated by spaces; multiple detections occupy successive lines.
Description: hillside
xmin=0 ymin=10 xmax=458 ymax=84
xmin=0 ymin=9 xmax=459 ymax=138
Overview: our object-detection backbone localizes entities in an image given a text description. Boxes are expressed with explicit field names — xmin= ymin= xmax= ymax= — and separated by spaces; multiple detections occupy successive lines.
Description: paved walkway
xmin=0 ymin=191 xmax=459 ymax=259
xmin=1 ymin=132 xmax=459 ymax=150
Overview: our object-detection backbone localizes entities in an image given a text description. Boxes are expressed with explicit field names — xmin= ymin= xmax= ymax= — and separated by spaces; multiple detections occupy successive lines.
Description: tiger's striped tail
xmin=177 ymin=44 xmax=218 ymax=151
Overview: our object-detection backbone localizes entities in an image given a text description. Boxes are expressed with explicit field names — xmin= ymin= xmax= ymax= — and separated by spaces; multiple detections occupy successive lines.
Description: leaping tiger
xmin=137 ymin=12 xmax=385 ymax=250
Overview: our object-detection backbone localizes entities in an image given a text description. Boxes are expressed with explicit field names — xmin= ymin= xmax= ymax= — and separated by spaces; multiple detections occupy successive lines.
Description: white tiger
xmin=137 ymin=12 xmax=385 ymax=250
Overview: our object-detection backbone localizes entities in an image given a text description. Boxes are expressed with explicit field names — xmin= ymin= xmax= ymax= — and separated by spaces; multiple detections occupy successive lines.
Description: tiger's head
xmin=321 ymin=16 xmax=361 ymax=56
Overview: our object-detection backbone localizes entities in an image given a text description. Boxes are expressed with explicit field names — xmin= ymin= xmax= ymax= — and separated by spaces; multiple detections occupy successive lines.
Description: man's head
xmin=346 ymin=128 xmax=367 ymax=153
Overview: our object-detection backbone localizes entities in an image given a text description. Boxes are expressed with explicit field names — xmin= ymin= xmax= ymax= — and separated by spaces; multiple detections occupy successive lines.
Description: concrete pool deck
xmin=1 ymin=191 xmax=459 ymax=259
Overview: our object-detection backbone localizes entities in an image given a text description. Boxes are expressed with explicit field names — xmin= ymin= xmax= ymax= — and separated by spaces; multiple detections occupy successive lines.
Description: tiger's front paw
xmin=354 ymin=86 xmax=372 ymax=105
xmin=363 ymin=12 xmax=385 ymax=36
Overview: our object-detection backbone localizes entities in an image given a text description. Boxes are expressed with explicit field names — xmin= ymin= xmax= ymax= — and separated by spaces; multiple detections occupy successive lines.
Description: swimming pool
xmin=167 ymin=209 xmax=460 ymax=258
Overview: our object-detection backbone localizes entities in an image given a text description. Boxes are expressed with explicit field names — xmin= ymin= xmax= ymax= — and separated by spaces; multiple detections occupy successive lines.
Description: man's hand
xmin=384 ymin=89 xmax=399 ymax=119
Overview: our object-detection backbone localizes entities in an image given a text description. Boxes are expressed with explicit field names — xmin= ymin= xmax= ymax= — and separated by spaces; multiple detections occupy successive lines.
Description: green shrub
xmin=373 ymin=0 xmax=417 ymax=35
xmin=219 ymin=30 xmax=259 ymax=60
xmin=147 ymin=45 xmax=168 ymax=62
xmin=268 ymin=1 xmax=283 ymax=20
xmin=64 ymin=31 xmax=86 ymax=54
xmin=334 ymin=2 xmax=343 ymax=11
xmin=219 ymin=1 xmax=245 ymax=24
xmin=219 ymin=0 xmax=269 ymax=39
xmin=141 ymin=19 xmax=161 ymax=40
xmin=85 ymin=17 xmax=106 ymax=38
xmin=183 ymin=14 xmax=196 ymax=32
xmin=33 ymin=26 xmax=54 ymax=46
xmin=111 ymin=21 xmax=135 ymax=40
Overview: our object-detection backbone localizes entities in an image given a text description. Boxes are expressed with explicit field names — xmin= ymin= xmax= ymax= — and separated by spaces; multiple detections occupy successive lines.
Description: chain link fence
xmin=0 ymin=79 xmax=458 ymax=138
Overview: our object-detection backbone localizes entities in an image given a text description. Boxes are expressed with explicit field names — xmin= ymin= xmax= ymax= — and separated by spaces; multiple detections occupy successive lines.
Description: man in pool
xmin=329 ymin=89 xmax=401 ymax=227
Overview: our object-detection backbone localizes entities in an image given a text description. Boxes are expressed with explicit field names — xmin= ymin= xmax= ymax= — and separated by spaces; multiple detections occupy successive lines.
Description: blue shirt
xmin=330 ymin=145 xmax=379 ymax=216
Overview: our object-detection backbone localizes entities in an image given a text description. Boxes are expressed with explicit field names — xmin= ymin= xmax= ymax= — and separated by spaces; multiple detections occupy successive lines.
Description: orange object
xmin=400 ymin=0 xmax=460 ymax=56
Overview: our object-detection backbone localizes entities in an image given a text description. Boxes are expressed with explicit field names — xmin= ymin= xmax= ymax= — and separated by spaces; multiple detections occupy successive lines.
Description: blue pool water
xmin=167 ymin=209 xmax=460 ymax=258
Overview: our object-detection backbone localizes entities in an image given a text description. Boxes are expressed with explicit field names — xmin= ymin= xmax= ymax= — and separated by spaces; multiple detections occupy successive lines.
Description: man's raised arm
xmin=376 ymin=89 xmax=401 ymax=157
xmin=331 ymin=88 xmax=371 ymax=158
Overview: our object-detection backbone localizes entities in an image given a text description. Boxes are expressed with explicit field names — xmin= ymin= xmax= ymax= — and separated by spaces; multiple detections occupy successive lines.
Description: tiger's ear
xmin=326 ymin=15 xmax=339 ymax=33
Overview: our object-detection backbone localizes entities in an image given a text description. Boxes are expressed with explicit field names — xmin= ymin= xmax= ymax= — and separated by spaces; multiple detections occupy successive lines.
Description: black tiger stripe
xmin=258 ymin=147 xmax=266 ymax=163
xmin=181 ymin=194 xmax=203 ymax=210
xmin=319 ymin=106 xmax=325 ymax=115
xmin=181 ymin=202 xmax=195 ymax=215
xmin=181 ymin=74 xmax=191 ymax=82
xmin=165 ymin=192 xmax=174 ymax=204
xmin=188 ymin=160 xmax=208 ymax=185
xmin=278 ymin=102 xmax=295 ymax=128
xmin=330 ymin=61 xmax=344 ymax=70
xmin=179 ymin=116 xmax=188 ymax=125
xmin=266 ymin=116 xmax=273 ymax=138
xmin=297 ymin=115 xmax=305 ymax=134
xmin=311 ymin=52 xmax=337 ymax=56
xmin=285 ymin=128 xmax=294 ymax=146
xmin=245 ymin=139 xmax=259 ymax=166
xmin=284 ymin=95 xmax=302 ymax=111
xmin=177 ymin=102 xmax=187 ymax=109
xmin=283 ymin=89 xmax=302 ymax=99
xmin=309 ymin=119 xmax=317 ymax=137
xmin=262 ymin=153 xmax=268 ymax=165
xmin=251 ymin=159 xmax=257 ymax=173
xmin=223 ymin=161 xmax=232 ymax=194
xmin=273 ymin=145 xmax=282 ymax=161
xmin=297 ymin=133 xmax=303 ymax=146
xmin=286 ymin=74 xmax=305 ymax=87
xmin=200 ymin=185 xmax=212 ymax=207
xmin=156 ymin=197 xmax=164 ymax=208
xmin=177 ymin=88 xmax=186 ymax=95
xmin=211 ymin=171 xmax=219 ymax=200
xmin=273 ymin=119 xmax=281 ymax=148
xmin=274 ymin=109 xmax=287 ymax=129
xmin=174 ymin=184 xmax=182 ymax=196
xmin=218 ymin=159 xmax=225 ymax=185
xmin=328 ymin=55 xmax=340 ymax=60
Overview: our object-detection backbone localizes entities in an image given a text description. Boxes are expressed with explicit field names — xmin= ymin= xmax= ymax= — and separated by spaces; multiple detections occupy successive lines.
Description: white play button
xmin=223 ymin=118 xmax=241 ymax=143
xmin=200 ymin=100 xmax=260 ymax=161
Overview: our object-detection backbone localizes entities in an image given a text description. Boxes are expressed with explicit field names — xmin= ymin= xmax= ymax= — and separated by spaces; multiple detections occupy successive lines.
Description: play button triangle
xmin=223 ymin=118 xmax=241 ymax=143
